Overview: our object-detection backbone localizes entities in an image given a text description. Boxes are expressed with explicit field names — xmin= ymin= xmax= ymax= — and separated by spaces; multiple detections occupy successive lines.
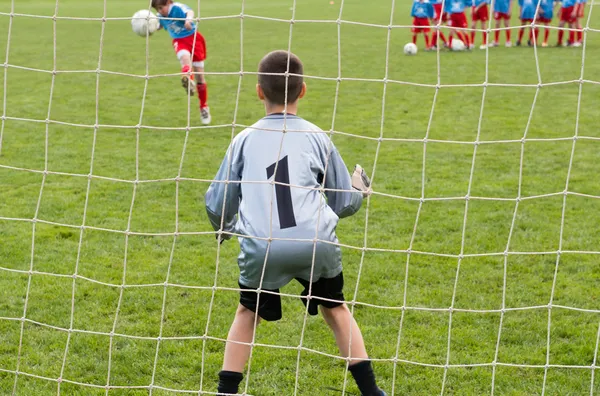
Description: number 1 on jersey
xmin=266 ymin=156 xmax=297 ymax=229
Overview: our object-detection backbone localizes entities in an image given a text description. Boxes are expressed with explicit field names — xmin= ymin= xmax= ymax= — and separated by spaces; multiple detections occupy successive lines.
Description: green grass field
xmin=1 ymin=0 xmax=600 ymax=395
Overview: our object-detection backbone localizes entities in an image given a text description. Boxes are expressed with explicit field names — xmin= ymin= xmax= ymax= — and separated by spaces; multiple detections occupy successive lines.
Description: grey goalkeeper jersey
xmin=205 ymin=113 xmax=363 ymax=289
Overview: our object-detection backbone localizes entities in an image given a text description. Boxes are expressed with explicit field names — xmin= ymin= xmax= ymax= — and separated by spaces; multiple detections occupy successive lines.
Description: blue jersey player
xmin=206 ymin=50 xmax=385 ymax=396
xmin=538 ymin=0 xmax=558 ymax=46
xmin=152 ymin=0 xmax=211 ymax=124
xmin=410 ymin=0 xmax=435 ymax=49
xmin=516 ymin=0 xmax=540 ymax=46
xmin=557 ymin=0 xmax=578 ymax=45
xmin=491 ymin=0 xmax=513 ymax=46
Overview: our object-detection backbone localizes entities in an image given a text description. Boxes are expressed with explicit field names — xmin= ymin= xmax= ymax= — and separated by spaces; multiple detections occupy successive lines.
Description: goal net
xmin=1 ymin=0 xmax=599 ymax=395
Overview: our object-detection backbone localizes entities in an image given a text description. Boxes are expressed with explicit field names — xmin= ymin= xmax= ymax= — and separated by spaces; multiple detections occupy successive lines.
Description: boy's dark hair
xmin=258 ymin=50 xmax=304 ymax=105
xmin=151 ymin=0 xmax=169 ymax=9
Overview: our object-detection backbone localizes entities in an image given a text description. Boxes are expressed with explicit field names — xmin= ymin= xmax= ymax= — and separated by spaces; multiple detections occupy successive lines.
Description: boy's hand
xmin=216 ymin=232 xmax=231 ymax=244
xmin=184 ymin=19 xmax=193 ymax=30
xmin=352 ymin=165 xmax=372 ymax=198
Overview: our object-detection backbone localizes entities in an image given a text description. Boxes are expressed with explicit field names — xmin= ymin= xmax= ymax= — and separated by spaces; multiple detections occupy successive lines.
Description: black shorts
xmin=239 ymin=272 xmax=345 ymax=322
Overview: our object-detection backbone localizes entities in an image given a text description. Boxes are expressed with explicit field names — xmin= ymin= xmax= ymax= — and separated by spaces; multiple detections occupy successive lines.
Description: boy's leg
xmin=470 ymin=20 xmax=476 ymax=44
xmin=543 ymin=23 xmax=550 ymax=45
xmin=218 ymin=283 xmax=282 ymax=395
xmin=504 ymin=19 xmax=512 ymax=44
xmin=481 ymin=22 xmax=488 ymax=47
xmin=424 ymin=31 xmax=431 ymax=48
xmin=222 ymin=304 xmax=260 ymax=373
xmin=412 ymin=33 xmax=418 ymax=44
xmin=518 ymin=26 xmax=525 ymax=44
xmin=321 ymin=304 xmax=382 ymax=396
xmin=177 ymin=50 xmax=196 ymax=95
xmin=219 ymin=304 xmax=261 ymax=394
xmin=557 ymin=21 xmax=565 ymax=44
xmin=568 ymin=22 xmax=575 ymax=44
xmin=192 ymin=64 xmax=211 ymax=124
xmin=494 ymin=20 xmax=501 ymax=44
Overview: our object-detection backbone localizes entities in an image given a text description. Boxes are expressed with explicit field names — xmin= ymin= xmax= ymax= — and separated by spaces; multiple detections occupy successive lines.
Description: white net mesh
xmin=1 ymin=0 xmax=600 ymax=395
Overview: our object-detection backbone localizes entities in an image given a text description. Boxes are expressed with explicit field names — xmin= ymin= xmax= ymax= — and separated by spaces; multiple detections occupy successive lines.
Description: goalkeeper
xmin=205 ymin=50 xmax=385 ymax=396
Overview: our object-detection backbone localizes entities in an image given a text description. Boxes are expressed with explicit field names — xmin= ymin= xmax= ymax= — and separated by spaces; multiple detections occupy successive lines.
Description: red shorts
xmin=494 ymin=12 xmax=511 ymax=20
xmin=172 ymin=32 xmax=207 ymax=63
xmin=521 ymin=18 xmax=534 ymax=23
xmin=537 ymin=17 xmax=552 ymax=23
xmin=449 ymin=12 xmax=468 ymax=28
xmin=412 ymin=17 xmax=431 ymax=33
xmin=560 ymin=6 xmax=577 ymax=23
xmin=472 ymin=4 xmax=489 ymax=21
xmin=433 ymin=3 xmax=448 ymax=23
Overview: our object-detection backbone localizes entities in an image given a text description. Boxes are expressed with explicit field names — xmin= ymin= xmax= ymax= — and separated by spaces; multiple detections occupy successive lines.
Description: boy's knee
xmin=236 ymin=304 xmax=261 ymax=323
xmin=320 ymin=303 xmax=349 ymax=319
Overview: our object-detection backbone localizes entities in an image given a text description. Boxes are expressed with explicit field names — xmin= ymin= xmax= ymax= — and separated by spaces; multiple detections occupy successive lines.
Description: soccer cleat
xmin=505 ymin=41 xmax=512 ymax=47
xmin=527 ymin=40 xmax=533 ymax=47
xmin=181 ymin=74 xmax=196 ymax=96
xmin=489 ymin=41 xmax=499 ymax=47
xmin=516 ymin=41 xmax=521 ymax=46
xmin=469 ymin=44 xmax=475 ymax=50
xmin=479 ymin=44 xmax=488 ymax=49
xmin=200 ymin=106 xmax=211 ymax=125
xmin=573 ymin=42 xmax=582 ymax=47
xmin=541 ymin=42 xmax=548 ymax=47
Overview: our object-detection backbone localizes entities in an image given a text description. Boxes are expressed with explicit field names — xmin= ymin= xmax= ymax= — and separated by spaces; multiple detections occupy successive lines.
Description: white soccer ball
xmin=451 ymin=38 xmax=466 ymax=51
xmin=131 ymin=9 xmax=160 ymax=37
xmin=404 ymin=43 xmax=418 ymax=56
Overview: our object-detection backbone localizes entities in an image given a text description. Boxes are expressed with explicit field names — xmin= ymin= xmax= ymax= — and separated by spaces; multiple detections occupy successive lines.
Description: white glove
xmin=351 ymin=164 xmax=372 ymax=197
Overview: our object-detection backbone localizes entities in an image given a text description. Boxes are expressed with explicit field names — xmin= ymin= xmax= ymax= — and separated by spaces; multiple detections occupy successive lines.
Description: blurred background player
xmin=153 ymin=0 xmax=211 ymax=124
xmin=431 ymin=0 xmax=449 ymax=49
xmin=573 ymin=0 xmax=586 ymax=46
xmin=538 ymin=0 xmax=558 ymax=46
xmin=411 ymin=0 xmax=435 ymax=50
xmin=445 ymin=0 xmax=472 ymax=49
xmin=556 ymin=0 xmax=577 ymax=46
xmin=516 ymin=0 xmax=540 ymax=46
xmin=490 ymin=0 xmax=513 ymax=46
xmin=471 ymin=0 xmax=491 ymax=49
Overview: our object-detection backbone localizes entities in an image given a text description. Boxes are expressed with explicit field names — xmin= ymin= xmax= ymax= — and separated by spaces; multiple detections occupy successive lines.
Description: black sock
xmin=217 ymin=370 xmax=243 ymax=395
xmin=348 ymin=360 xmax=381 ymax=396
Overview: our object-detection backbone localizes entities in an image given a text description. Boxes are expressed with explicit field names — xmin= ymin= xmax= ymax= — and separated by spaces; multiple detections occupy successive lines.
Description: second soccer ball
xmin=404 ymin=43 xmax=418 ymax=55
xmin=451 ymin=39 xmax=466 ymax=51
xmin=131 ymin=9 xmax=160 ymax=37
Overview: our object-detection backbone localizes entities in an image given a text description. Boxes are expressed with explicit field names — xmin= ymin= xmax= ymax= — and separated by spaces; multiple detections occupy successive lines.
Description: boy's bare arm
xmin=185 ymin=10 xmax=194 ymax=30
